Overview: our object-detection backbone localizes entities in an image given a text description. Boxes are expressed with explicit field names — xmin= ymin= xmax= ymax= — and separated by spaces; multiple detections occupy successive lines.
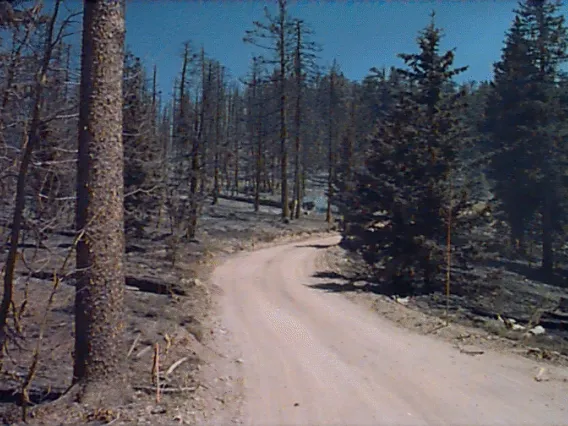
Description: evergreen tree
xmin=484 ymin=16 xmax=541 ymax=255
xmin=338 ymin=13 xmax=477 ymax=295
xmin=485 ymin=0 xmax=568 ymax=275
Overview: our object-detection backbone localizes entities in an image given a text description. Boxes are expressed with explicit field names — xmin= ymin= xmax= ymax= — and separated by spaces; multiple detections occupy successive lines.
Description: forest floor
xmin=0 ymin=196 xmax=332 ymax=426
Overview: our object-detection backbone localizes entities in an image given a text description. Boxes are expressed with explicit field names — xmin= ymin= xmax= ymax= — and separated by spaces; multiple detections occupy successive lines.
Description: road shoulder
xmin=319 ymin=243 xmax=568 ymax=377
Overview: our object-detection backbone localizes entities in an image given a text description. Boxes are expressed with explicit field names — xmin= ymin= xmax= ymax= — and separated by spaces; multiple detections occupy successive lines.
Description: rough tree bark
xmin=74 ymin=0 xmax=127 ymax=401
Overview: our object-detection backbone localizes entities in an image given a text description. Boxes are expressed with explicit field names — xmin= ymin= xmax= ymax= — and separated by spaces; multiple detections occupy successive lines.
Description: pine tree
xmin=339 ymin=13 xmax=476 ymax=295
xmin=334 ymin=68 xmax=398 ymax=231
xmin=518 ymin=0 xmax=568 ymax=275
xmin=485 ymin=0 xmax=568 ymax=275
xmin=485 ymin=16 xmax=541 ymax=255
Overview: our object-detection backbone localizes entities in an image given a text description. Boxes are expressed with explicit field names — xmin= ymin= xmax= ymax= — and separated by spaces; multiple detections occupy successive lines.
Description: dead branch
xmin=135 ymin=345 xmax=152 ymax=359
xmin=152 ymin=343 xmax=160 ymax=403
xmin=133 ymin=385 xmax=198 ymax=394
xmin=126 ymin=334 xmax=140 ymax=359
xmin=165 ymin=356 xmax=189 ymax=377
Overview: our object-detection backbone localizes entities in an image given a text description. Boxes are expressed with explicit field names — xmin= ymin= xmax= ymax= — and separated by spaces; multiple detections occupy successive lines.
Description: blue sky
xmin=124 ymin=0 xmax=538 ymax=98
xmin=40 ymin=1 xmax=567 ymax=98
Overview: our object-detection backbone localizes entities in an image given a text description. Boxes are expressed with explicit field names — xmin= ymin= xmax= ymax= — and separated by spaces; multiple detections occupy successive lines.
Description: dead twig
xmin=164 ymin=332 xmax=172 ymax=356
xmin=165 ymin=356 xmax=189 ymax=377
xmin=133 ymin=385 xmax=198 ymax=393
xmin=126 ymin=334 xmax=140 ymax=359
xmin=426 ymin=323 xmax=448 ymax=335
xmin=106 ymin=413 xmax=121 ymax=425
xmin=152 ymin=343 xmax=160 ymax=403
xmin=135 ymin=345 xmax=152 ymax=359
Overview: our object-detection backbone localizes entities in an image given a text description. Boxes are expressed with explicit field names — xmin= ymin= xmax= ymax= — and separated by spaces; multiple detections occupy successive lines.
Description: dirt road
xmin=212 ymin=236 xmax=568 ymax=425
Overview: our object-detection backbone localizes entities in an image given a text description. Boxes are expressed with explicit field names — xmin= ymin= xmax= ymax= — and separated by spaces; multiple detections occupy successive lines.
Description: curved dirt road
xmin=212 ymin=236 xmax=568 ymax=425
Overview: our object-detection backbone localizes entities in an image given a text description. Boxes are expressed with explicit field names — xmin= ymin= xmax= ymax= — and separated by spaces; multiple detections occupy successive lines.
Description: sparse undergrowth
xmin=0 ymin=198 xmax=333 ymax=426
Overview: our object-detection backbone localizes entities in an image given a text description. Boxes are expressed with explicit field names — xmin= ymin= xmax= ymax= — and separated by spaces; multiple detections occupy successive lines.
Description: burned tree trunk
xmin=74 ymin=0 xmax=127 ymax=401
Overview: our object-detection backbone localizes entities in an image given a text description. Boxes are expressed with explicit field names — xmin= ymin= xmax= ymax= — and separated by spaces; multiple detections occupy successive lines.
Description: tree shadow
xmin=295 ymin=243 xmax=337 ymax=249
xmin=306 ymin=281 xmax=375 ymax=293
xmin=308 ymin=270 xmax=379 ymax=294
xmin=312 ymin=271 xmax=349 ymax=280
xmin=309 ymin=270 xmax=441 ymax=297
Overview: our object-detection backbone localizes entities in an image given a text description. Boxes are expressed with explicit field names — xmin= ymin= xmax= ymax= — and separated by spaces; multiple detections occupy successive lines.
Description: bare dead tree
xmin=0 ymin=0 xmax=62 ymax=354
xmin=244 ymin=0 xmax=294 ymax=221
xmin=326 ymin=64 xmax=336 ymax=224
xmin=291 ymin=19 xmax=320 ymax=219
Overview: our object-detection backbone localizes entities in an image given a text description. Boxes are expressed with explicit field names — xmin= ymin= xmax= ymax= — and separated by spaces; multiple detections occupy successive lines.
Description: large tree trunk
xmin=198 ymin=50 xmax=209 ymax=204
xmin=74 ymin=0 xmax=127 ymax=400
xmin=346 ymin=95 xmax=356 ymax=184
xmin=228 ymin=89 xmax=238 ymax=195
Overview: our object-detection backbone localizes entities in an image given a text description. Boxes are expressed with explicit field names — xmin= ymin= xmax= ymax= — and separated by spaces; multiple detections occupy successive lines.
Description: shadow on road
xmin=295 ymin=243 xmax=337 ymax=249
xmin=307 ymin=270 xmax=377 ymax=293
xmin=313 ymin=271 xmax=348 ymax=280
xmin=306 ymin=281 xmax=374 ymax=293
